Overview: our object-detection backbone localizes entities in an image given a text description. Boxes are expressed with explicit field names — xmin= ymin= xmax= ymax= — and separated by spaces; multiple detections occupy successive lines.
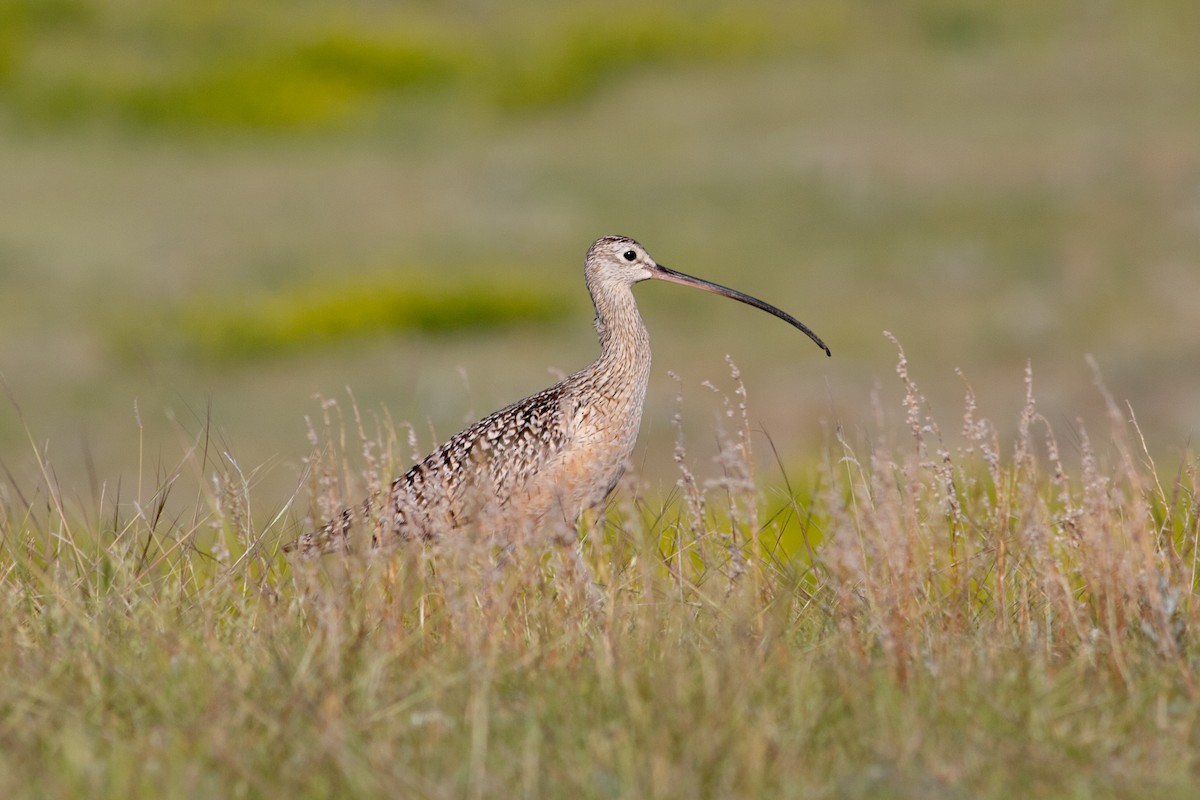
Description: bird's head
xmin=584 ymin=235 xmax=831 ymax=357
xmin=585 ymin=235 xmax=658 ymax=287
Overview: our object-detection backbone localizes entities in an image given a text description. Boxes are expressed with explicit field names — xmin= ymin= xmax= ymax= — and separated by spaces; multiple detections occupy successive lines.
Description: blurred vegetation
xmin=120 ymin=33 xmax=460 ymax=132
xmin=6 ymin=0 xmax=1182 ymax=132
xmin=0 ymin=0 xmax=1198 ymax=492
xmin=111 ymin=273 xmax=568 ymax=362
xmin=1 ymin=1 xmax=782 ymax=131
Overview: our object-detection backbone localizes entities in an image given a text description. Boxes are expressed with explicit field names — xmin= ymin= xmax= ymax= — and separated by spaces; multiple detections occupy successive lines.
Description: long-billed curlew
xmin=285 ymin=235 xmax=829 ymax=555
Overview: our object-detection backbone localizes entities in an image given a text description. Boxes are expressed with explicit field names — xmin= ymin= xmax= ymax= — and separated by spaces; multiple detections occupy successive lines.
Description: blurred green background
xmin=1 ymin=0 xmax=1198 ymax=503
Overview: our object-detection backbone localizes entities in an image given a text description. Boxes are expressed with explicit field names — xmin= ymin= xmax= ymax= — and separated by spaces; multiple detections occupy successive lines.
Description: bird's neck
xmin=592 ymin=283 xmax=651 ymax=376
xmin=573 ymin=282 xmax=652 ymax=452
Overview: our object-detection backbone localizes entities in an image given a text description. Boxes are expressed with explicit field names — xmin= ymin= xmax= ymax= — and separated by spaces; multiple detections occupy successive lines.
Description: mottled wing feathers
xmin=286 ymin=384 xmax=575 ymax=555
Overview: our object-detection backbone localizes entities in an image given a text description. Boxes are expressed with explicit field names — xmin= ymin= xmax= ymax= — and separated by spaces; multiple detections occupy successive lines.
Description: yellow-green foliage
xmin=155 ymin=274 xmax=569 ymax=361
xmin=486 ymin=9 xmax=771 ymax=110
xmin=2 ymin=2 xmax=782 ymax=131
xmin=2 ymin=353 xmax=1197 ymax=797
xmin=2 ymin=0 xmax=1129 ymax=132
xmin=123 ymin=32 xmax=460 ymax=131
xmin=0 ymin=0 xmax=89 ymax=84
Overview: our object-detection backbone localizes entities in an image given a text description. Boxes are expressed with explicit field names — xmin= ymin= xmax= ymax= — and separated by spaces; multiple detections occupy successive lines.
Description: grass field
xmin=2 ymin=1 xmax=1200 ymax=796
xmin=2 ymin=356 xmax=1198 ymax=798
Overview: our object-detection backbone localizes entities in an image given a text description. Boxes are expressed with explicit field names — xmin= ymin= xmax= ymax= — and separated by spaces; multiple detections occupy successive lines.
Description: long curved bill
xmin=651 ymin=264 xmax=831 ymax=357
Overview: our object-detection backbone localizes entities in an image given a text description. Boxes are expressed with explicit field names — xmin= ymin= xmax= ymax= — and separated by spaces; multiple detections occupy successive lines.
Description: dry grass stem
xmin=1 ymin=347 xmax=1197 ymax=797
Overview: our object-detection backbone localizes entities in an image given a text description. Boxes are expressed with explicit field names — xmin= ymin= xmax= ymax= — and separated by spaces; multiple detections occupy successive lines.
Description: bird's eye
xmin=622 ymin=250 xmax=637 ymax=262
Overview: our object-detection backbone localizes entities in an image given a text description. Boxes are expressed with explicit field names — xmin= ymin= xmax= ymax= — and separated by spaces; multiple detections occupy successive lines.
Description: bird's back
xmin=288 ymin=358 xmax=650 ymax=556
xmin=289 ymin=381 xmax=577 ymax=554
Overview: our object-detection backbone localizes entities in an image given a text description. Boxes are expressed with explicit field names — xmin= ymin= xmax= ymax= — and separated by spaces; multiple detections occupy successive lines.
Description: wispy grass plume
xmin=1 ymin=346 xmax=1197 ymax=797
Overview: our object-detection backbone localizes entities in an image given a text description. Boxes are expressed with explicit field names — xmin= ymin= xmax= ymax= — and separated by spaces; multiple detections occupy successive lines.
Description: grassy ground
xmin=2 ymin=355 xmax=1198 ymax=798
xmin=2 ymin=1 xmax=1200 ymax=796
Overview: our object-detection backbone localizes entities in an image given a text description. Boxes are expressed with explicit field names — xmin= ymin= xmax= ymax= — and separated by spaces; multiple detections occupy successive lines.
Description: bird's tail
xmin=282 ymin=497 xmax=376 ymax=556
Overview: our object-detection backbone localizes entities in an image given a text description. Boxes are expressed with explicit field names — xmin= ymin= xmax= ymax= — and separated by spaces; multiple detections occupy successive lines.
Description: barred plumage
xmin=284 ymin=235 xmax=830 ymax=556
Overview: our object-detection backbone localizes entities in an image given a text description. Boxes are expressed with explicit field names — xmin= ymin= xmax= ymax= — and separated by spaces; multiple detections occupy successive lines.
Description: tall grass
xmin=1 ymin=345 xmax=1198 ymax=798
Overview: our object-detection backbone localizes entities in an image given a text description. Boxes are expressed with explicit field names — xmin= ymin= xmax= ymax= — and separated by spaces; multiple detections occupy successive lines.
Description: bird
xmin=284 ymin=235 xmax=829 ymax=556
